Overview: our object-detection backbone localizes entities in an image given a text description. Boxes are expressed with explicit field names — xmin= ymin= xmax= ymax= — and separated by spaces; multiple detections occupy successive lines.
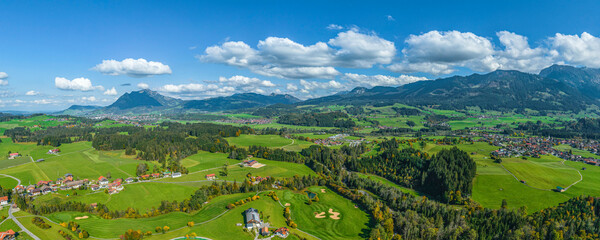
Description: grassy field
xmin=554 ymin=144 xmax=600 ymax=159
xmin=419 ymin=142 xmax=600 ymax=212
xmin=281 ymin=186 xmax=370 ymax=240
xmin=226 ymin=134 xmax=315 ymax=152
xmin=0 ymin=141 xmax=160 ymax=184
xmin=35 ymin=182 xmax=199 ymax=213
xmin=47 ymin=192 xmax=256 ymax=239
xmin=163 ymin=158 xmax=316 ymax=185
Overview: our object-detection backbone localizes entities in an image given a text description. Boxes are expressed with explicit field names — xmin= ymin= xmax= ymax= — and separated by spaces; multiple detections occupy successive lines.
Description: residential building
xmin=0 ymin=229 xmax=15 ymax=240
xmin=172 ymin=172 xmax=182 ymax=178
xmin=274 ymin=227 xmax=289 ymax=238
xmin=205 ymin=174 xmax=216 ymax=180
xmin=244 ymin=208 xmax=261 ymax=229
xmin=0 ymin=196 xmax=8 ymax=205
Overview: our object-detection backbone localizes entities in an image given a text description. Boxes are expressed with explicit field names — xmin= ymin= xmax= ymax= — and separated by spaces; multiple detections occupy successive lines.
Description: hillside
xmin=302 ymin=68 xmax=597 ymax=111
xmin=183 ymin=93 xmax=300 ymax=111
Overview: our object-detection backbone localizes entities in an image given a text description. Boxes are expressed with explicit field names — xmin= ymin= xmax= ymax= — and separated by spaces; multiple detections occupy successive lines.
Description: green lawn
xmin=36 ymin=182 xmax=198 ymax=213
xmin=226 ymin=134 xmax=294 ymax=148
xmin=165 ymin=158 xmax=316 ymax=184
xmin=281 ymin=186 xmax=370 ymax=240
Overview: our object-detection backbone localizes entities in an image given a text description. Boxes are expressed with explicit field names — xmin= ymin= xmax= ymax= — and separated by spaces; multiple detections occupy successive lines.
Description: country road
xmin=9 ymin=203 xmax=40 ymax=240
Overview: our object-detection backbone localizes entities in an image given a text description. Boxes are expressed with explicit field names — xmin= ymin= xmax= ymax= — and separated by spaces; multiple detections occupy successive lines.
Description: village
xmin=11 ymin=170 xmax=183 ymax=198
xmin=480 ymin=134 xmax=600 ymax=166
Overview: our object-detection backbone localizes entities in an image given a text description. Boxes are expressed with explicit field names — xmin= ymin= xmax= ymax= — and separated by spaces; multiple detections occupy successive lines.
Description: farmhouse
xmin=48 ymin=149 xmax=60 ymax=154
xmin=98 ymin=176 xmax=109 ymax=185
xmin=274 ymin=227 xmax=289 ymax=238
xmin=125 ymin=177 xmax=134 ymax=183
xmin=64 ymin=173 xmax=74 ymax=182
xmin=13 ymin=185 xmax=24 ymax=193
xmin=8 ymin=153 xmax=19 ymax=159
xmin=152 ymin=173 xmax=160 ymax=178
xmin=244 ymin=208 xmax=262 ymax=229
xmin=66 ymin=180 xmax=85 ymax=189
xmin=31 ymin=188 xmax=41 ymax=196
xmin=172 ymin=172 xmax=182 ymax=178
xmin=90 ymin=184 xmax=100 ymax=191
xmin=260 ymin=226 xmax=269 ymax=236
xmin=0 ymin=229 xmax=15 ymax=240
xmin=206 ymin=174 xmax=216 ymax=180
xmin=243 ymin=159 xmax=257 ymax=167
xmin=40 ymin=186 xmax=53 ymax=195
xmin=0 ymin=196 xmax=8 ymax=205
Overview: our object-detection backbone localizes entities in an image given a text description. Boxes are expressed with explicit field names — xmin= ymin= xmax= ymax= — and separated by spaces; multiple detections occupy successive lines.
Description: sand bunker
xmin=320 ymin=189 xmax=326 ymax=193
xmin=285 ymin=203 xmax=291 ymax=206
xmin=328 ymin=209 xmax=340 ymax=219
xmin=251 ymin=163 xmax=266 ymax=168
xmin=314 ymin=212 xmax=326 ymax=218
xmin=74 ymin=216 xmax=89 ymax=220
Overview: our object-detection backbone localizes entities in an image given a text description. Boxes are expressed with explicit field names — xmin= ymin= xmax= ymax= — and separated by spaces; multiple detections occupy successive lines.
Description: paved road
xmin=0 ymin=173 xmax=40 ymax=240
xmin=0 ymin=174 xmax=21 ymax=186
xmin=9 ymin=207 xmax=40 ymax=240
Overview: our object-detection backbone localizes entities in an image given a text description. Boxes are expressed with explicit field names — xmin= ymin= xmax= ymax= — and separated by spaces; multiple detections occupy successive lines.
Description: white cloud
xmin=253 ymin=66 xmax=340 ymax=79
xmin=300 ymin=80 xmax=345 ymax=91
xmin=343 ymin=73 xmax=428 ymax=87
xmin=159 ymin=83 xmax=215 ymax=93
xmin=326 ymin=24 xmax=343 ymax=30
xmin=387 ymin=15 xmax=395 ymax=21
xmin=33 ymin=99 xmax=53 ymax=104
xmin=103 ymin=87 xmax=118 ymax=96
xmin=92 ymin=58 xmax=172 ymax=77
xmin=286 ymin=83 xmax=298 ymax=91
xmin=82 ymin=96 xmax=97 ymax=102
xmin=199 ymin=30 xmax=395 ymax=79
xmin=25 ymin=90 xmax=39 ymax=96
xmin=219 ymin=75 xmax=276 ymax=88
xmin=328 ymin=30 xmax=396 ymax=68
xmin=390 ymin=30 xmax=560 ymax=75
xmin=55 ymin=77 xmax=104 ymax=91
xmin=403 ymin=30 xmax=494 ymax=63
xmin=551 ymin=32 xmax=600 ymax=68
xmin=0 ymin=72 xmax=7 ymax=79
xmin=388 ymin=61 xmax=456 ymax=75
xmin=258 ymin=37 xmax=334 ymax=67
xmin=200 ymin=41 xmax=261 ymax=67
xmin=0 ymin=80 xmax=7 ymax=86
xmin=137 ymin=83 xmax=150 ymax=89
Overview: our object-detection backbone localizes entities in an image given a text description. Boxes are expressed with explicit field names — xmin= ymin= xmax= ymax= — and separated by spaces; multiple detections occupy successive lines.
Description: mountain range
xmin=59 ymin=65 xmax=600 ymax=115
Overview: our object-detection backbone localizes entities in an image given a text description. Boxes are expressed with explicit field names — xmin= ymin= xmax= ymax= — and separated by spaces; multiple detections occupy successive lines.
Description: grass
xmin=501 ymin=156 xmax=580 ymax=189
xmin=226 ymin=134 xmax=293 ymax=148
xmin=35 ymin=182 xmax=198 ymax=213
xmin=165 ymin=158 xmax=316 ymax=185
xmin=554 ymin=144 xmax=600 ymax=159
xmin=47 ymin=193 xmax=255 ymax=239
xmin=0 ymin=141 xmax=159 ymax=183
xmin=281 ymin=186 xmax=370 ymax=240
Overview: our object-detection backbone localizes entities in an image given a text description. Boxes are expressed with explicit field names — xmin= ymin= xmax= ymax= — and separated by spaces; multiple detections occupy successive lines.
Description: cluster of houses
xmin=0 ymin=229 xmax=15 ymax=240
xmin=243 ymin=208 xmax=289 ymax=238
xmin=215 ymin=119 xmax=273 ymax=125
xmin=314 ymin=138 xmax=343 ymax=146
xmin=481 ymin=135 xmax=600 ymax=166
xmin=12 ymin=171 xmax=183 ymax=197
xmin=12 ymin=173 xmax=129 ymax=196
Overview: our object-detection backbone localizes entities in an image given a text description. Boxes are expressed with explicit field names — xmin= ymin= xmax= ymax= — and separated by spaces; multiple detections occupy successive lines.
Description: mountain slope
xmin=539 ymin=64 xmax=600 ymax=98
xmin=56 ymin=105 xmax=102 ymax=115
xmin=106 ymin=89 xmax=182 ymax=110
xmin=183 ymin=93 xmax=300 ymax=111
xmin=302 ymin=69 xmax=596 ymax=111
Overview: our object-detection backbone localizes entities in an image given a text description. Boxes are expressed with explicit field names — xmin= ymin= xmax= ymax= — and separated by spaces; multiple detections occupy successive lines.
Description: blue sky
xmin=1 ymin=0 xmax=600 ymax=111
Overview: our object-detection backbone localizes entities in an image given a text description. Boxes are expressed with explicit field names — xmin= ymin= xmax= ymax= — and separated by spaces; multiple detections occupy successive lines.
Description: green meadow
xmin=226 ymin=134 xmax=314 ymax=151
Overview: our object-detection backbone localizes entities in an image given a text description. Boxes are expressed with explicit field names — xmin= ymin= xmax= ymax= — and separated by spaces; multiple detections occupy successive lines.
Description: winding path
xmin=9 ymin=207 xmax=40 ymax=240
